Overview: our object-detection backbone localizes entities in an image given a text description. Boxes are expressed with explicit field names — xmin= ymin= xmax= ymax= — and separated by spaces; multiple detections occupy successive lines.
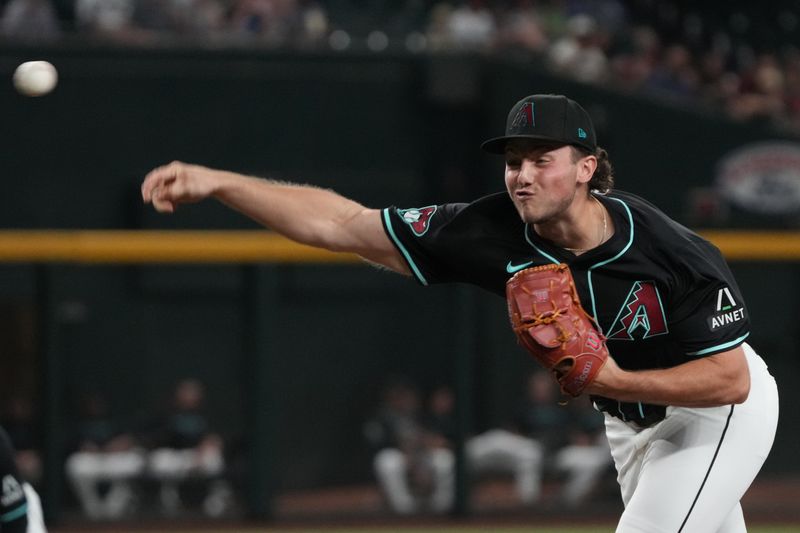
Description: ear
xmin=575 ymin=155 xmax=597 ymax=185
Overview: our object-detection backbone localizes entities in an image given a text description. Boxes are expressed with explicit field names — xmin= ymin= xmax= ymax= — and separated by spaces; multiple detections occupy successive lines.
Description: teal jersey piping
xmin=382 ymin=208 xmax=429 ymax=286
xmin=1 ymin=503 xmax=27 ymax=523
xmin=687 ymin=332 xmax=750 ymax=356
xmin=524 ymin=225 xmax=560 ymax=265
xmin=587 ymin=196 xmax=635 ymax=332
xmin=592 ymin=197 xmax=634 ymax=422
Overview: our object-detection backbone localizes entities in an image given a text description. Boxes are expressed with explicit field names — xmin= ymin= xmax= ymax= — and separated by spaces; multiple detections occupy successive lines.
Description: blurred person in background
xmin=0 ymin=0 xmax=60 ymax=42
xmin=145 ymin=378 xmax=231 ymax=517
xmin=64 ymin=393 xmax=145 ymax=521
xmin=74 ymin=0 xmax=140 ymax=42
xmin=547 ymin=13 xmax=609 ymax=84
xmin=428 ymin=383 xmax=544 ymax=506
xmin=229 ymin=0 xmax=302 ymax=45
xmin=728 ymin=53 xmax=787 ymax=124
xmin=0 ymin=398 xmax=42 ymax=491
xmin=643 ymin=43 xmax=699 ymax=102
xmin=492 ymin=0 xmax=549 ymax=55
xmin=554 ymin=396 xmax=614 ymax=507
xmin=0 ymin=426 xmax=47 ymax=533
xmin=442 ymin=0 xmax=495 ymax=50
xmin=132 ymin=0 xmax=227 ymax=38
xmin=363 ymin=378 xmax=453 ymax=514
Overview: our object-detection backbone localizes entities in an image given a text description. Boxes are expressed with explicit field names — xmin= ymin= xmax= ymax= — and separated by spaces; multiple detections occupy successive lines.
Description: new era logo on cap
xmin=481 ymin=94 xmax=597 ymax=154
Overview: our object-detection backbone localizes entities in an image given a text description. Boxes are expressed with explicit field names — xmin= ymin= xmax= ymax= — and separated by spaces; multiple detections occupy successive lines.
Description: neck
xmin=534 ymin=194 xmax=607 ymax=253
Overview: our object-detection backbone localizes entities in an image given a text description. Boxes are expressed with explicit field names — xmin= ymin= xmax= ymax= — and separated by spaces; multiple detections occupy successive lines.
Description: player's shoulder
xmin=439 ymin=191 xmax=522 ymax=229
xmin=607 ymin=190 xmax=704 ymax=244
xmin=607 ymin=190 xmax=721 ymax=266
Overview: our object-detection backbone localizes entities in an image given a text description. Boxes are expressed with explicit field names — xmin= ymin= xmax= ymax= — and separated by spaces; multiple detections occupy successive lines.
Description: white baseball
xmin=13 ymin=60 xmax=58 ymax=97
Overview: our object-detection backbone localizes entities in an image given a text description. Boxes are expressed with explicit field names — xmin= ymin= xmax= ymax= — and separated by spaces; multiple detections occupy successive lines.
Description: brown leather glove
xmin=506 ymin=263 xmax=608 ymax=397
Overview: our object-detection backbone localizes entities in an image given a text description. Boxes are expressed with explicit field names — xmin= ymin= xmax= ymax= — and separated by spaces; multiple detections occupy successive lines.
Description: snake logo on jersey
xmin=607 ymin=281 xmax=668 ymax=340
xmin=398 ymin=206 xmax=437 ymax=237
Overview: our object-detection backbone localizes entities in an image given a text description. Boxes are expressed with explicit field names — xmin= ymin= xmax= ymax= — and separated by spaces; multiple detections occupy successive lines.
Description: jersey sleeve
xmin=381 ymin=203 xmax=470 ymax=286
xmin=668 ymin=237 xmax=750 ymax=357
xmin=0 ymin=428 xmax=28 ymax=533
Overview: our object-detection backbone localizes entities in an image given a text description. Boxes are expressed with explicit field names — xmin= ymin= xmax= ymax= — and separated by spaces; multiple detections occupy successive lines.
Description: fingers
xmin=151 ymin=193 xmax=175 ymax=213
xmin=142 ymin=161 xmax=184 ymax=213
xmin=141 ymin=161 xmax=181 ymax=203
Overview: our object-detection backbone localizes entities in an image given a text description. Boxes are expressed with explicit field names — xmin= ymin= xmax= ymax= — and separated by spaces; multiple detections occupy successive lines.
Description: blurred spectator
xmin=0 ymin=425 xmax=47 ymax=533
xmin=728 ymin=53 xmax=787 ymax=122
xmin=74 ymin=0 xmax=137 ymax=40
xmin=172 ymin=0 xmax=227 ymax=36
xmin=643 ymin=43 xmax=699 ymax=101
xmin=131 ymin=0 xmax=226 ymax=36
xmin=554 ymin=399 xmax=613 ymax=507
xmin=436 ymin=0 xmax=496 ymax=50
xmin=517 ymin=370 xmax=611 ymax=506
xmin=516 ymin=371 xmax=572 ymax=454
xmin=0 ymin=397 xmax=43 ymax=488
xmin=64 ymin=393 xmax=145 ymax=521
xmin=1 ymin=1 xmax=797 ymax=134
xmin=229 ymin=0 xmax=302 ymax=45
xmin=129 ymin=0 xmax=173 ymax=33
xmin=363 ymin=378 xmax=453 ymax=514
xmin=493 ymin=0 xmax=549 ymax=54
xmin=609 ymin=25 xmax=660 ymax=91
xmin=145 ymin=379 xmax=231 ymax=517
xmin=548 ymin=14 xmax=609 ymax=83
xmin=0 ymin=0 xmax=61 ymax=42
xmin=426 ymin=385 xmax=543 ymax=505
xmin=297 ymin=2 xmax=328 ymax=48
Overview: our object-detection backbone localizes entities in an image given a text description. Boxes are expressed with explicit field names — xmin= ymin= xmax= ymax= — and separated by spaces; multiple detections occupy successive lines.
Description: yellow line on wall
xmin=0 ymin=230 xmax=796 ymax=263
xmin=699 ymin=231 xmax=800 ymax=261
xmin=0 ymin=231 xmax=359 ymax=263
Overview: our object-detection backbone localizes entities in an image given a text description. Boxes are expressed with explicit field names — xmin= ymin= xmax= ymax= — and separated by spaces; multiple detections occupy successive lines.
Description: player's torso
xmin=464 ymin=194 xmax=682 ymax=371
xmin=389 ymin=192 xmax=746 ymax=374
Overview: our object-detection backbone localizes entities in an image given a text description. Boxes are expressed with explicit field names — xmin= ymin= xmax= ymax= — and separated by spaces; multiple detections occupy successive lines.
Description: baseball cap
xmin=481 ymin=94 xmax=597 ymax=154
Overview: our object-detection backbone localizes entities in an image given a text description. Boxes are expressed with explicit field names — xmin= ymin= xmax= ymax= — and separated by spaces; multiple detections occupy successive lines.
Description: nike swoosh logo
xmin=506 ymin=260 xmax=534 ymax=274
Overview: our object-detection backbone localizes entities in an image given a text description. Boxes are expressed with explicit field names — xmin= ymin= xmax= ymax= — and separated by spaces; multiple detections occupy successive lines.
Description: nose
xmin=516 ymin=159 xmax=536 ymax=185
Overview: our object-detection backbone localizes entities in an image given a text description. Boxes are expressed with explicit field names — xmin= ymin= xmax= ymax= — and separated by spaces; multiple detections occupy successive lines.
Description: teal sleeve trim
xmin=1 ymin=503 xmax=27 ymax=523
xmin=382 ymin=208 xmax=429 ymax=286
xmin=686 ymin=333 xmax=750 ymax=356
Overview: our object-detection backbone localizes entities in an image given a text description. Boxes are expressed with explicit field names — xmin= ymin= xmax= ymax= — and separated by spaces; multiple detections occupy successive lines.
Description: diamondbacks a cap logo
xmin=511 ymin=102 xmax=535 ymax=131
xmin=608 ymin=281 xmax=668 ymax=340
xmin=398 ymin=206 xmax=437 ymax=237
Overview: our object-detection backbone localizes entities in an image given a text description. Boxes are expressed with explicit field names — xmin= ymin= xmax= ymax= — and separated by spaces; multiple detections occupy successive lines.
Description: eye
xmin=506 ymin=158 xmax=521 ymax=168
xmin=536 ymin=157 xmax=550 ymax=166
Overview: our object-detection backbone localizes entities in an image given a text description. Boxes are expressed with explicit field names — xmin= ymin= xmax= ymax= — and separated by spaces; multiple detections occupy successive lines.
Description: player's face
xmin=504 ymin=143 xmax=581 ymax=224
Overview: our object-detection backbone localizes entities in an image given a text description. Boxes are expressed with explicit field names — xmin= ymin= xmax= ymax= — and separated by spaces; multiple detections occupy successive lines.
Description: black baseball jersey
xmin=0 ymin=426 xmax=27 ymax=533
xmin=382 ymin=190 xmax=750 ymax=427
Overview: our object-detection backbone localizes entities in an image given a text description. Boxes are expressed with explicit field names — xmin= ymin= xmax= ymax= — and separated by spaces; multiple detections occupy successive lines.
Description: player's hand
xmin=582 ymin=353 xmax=626 ymax=397
xmin=141 ymin=161 xmax=218 ymax=213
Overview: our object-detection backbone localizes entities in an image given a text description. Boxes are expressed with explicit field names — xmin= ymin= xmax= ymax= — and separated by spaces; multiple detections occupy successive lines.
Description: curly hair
xmin=572 ymin=146 xmax=614 ymax=193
